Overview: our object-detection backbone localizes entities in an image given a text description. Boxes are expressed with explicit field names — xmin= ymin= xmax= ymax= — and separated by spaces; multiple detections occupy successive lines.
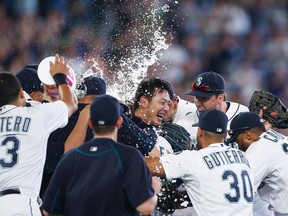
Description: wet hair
xmin=0 ymin=72 xmax=21 ymax=107
xmin=133 ymin=77 xmax=173 ymax=110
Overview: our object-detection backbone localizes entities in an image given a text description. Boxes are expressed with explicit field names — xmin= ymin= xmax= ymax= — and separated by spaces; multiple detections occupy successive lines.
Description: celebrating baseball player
xmin=226 ymin=92 xmax=288 ymax=216
xmin=0 ymin=54 xmax=77 ymax=215
xmin=146 ymin=109 xmax=254 ymax=216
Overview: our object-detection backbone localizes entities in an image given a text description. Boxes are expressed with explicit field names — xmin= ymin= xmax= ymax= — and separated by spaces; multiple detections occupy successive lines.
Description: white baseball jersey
xmin=245 ymin=129 xmax=288 ymax=215
xmin=0 ymin=101 xmax=68 ymax=215
xmin=173 ymin=101 xmax=249 ymax=149
xmin=161 ymin=143 xmax=254 ymax=216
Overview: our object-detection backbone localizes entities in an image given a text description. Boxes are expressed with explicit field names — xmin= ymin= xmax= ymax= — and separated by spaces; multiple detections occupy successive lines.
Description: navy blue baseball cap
xmin=84 ymin=76 xmax=106 ymax=95
xmin=159 ymin=79 xmax=175 ymax=100
xmin=186 ymin=71 xmax=225 ymax=98
xmin=193 ymin=109 xmax=228 ymax=134
xmin=90 ymin=94 xmax=122 ymax=126
xmin=16 ymin=65 xmax=44 ymax=93
xmin=226 ymin=112 xmax=265 ymax=144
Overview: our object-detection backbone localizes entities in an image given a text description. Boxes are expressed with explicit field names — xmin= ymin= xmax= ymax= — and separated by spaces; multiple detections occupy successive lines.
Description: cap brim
xmin=186 ymin=90 xmax=216 ymax=98
xmin=225 ymin=130 xmax=245 ymax=144
xmin=192 ymin=122 xmax=200 ymax=127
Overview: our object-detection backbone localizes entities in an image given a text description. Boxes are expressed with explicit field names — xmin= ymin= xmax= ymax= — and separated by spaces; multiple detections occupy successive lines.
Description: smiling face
xmin=194 ymin=94 xmax=224 ymax=112
xmin=140 ymin=89 xmax=171 ymax=127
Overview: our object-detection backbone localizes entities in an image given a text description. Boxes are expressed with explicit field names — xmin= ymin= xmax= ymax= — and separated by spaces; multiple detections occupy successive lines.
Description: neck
xmin=79 ymin=95 xmax=96 ymax=104
xmin=94 ymin=130 xmax=118 ymax=142
xmin=219 ymin=101 xmax=227 ymax=113
xmin=134 ymin=109 xmax=145 ymax=123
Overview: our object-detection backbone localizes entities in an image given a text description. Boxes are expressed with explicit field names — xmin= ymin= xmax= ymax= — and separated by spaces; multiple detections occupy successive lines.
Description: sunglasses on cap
xmin=191 ymin=83 xmax=224 ymax=92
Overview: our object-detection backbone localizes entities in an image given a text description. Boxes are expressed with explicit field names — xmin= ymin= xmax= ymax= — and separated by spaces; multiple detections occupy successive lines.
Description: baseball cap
xmin=192 ymin=109 xmax=228 ymax=134
xmin=16 ymin=65 xmax=44 ymax=93
xmin=186 ymin=71 xmax=225 ymax=98
xmin=84 ymin=76 xmax=106 ymax=95
xmin=159 ymin=79 xmax=175 ymax=100
xmin=90 ymin=94 xmax=122 ymax=126
xmin=226 ymin=112 xmax=265 ymax=144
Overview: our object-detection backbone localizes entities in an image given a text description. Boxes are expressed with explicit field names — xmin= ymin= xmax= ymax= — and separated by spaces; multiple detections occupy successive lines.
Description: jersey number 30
xmin=0 ymin=136 xmax=19 ymax=168
xmin=222 ymin=170 xmax=253 ymax=203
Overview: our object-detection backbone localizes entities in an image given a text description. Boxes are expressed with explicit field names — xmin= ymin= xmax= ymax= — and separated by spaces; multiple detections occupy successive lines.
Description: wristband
xmin=53 ymin=73 xmax=68 ymax=86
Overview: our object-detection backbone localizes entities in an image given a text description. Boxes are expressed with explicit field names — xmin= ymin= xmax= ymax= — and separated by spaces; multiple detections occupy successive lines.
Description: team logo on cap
xmin=216 ymin=128 xmax=222 ymax=133
xmin=196 ymin=77 xmax=203 ymax=86
xmin=98 ymin=120 xmax=105 ymax=125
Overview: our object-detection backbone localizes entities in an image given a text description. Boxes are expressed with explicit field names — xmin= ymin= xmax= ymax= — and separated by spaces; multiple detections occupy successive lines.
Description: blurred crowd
xmin=1 ymin=0 xmax=288 ymax=106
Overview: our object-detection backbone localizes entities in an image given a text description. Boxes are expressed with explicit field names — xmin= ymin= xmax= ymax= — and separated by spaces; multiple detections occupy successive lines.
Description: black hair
xmin=133 ymin=77 xmax=173 ymax=110
xmin=0 ymin=72 xmax=21 ymax=107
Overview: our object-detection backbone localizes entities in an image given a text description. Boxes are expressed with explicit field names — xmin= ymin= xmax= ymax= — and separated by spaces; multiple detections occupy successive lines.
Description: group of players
xmin=0 ymin=53 xmax=288 ymax=216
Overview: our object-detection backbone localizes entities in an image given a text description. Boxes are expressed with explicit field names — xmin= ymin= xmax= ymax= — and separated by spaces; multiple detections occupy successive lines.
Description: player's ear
xmin=88 ymin=118 xmax=93 ymax=129
xmin=19 ymin=88 xmax=25 ymax=99
xmin=116 ymin=116 xmax=123 ymax=129
xmin=139 ymin=96 xmax=148 ymax=108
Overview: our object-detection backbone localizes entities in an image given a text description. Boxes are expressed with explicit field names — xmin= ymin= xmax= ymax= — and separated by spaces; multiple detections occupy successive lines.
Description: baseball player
xmin=40 ymin=75 xmax=107 ymax=197
xmin=146 ymin=109 xmax=254 ymax=216
xmin=0 ymin=54 xmax=77 ymax=215
xmin=180 ymin=71 xmax=249 ymax=149
xmin=227 ymin=112 xmax=288 ymax=216
xmin=41 ymin=95 xmax=161 ymax=216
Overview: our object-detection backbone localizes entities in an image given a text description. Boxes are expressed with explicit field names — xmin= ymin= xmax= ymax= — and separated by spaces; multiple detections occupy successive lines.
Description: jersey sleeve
xmin=41 ymin=101 xmax=69 ymax=133
xmin=122 ymin=149 xmax=155 ymax=209
xmin=161 ymin=150 xmax=198 ymax=180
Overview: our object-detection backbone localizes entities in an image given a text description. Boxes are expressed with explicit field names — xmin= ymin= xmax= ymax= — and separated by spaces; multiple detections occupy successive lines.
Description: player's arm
xmin=49 ymin=54 xmax=77 ymax=117
xmin=64 ymin=105 xmax=90 ymax=153
xmin=145 ymin=156 xmax=166 ymax=177
xmin=42 ymin=210 xmax=62 ymax=216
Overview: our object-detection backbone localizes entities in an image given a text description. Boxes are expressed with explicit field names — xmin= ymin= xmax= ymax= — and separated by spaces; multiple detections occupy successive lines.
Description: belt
xmin=0 ymin=188 xmax=20 ymax=197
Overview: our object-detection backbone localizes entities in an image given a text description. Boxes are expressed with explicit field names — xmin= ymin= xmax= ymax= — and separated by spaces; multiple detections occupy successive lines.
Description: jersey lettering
xmin=0 ymin=136 xmax=20 ymax=168
xmin=263 ymin=130 xmax=283 ymax=143
xmin=0 ymin=116 xmax=31 ymax=133
xmin=282 ymin=143 xmax=288 ymax=154
xmin=222 ymin=170 xmax=253 ymax=203
xmin=203 ymin=150 xmax=249 ymax=169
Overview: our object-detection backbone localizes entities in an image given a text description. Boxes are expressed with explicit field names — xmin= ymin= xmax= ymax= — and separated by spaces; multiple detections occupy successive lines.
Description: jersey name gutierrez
xmin=203 ymin=149 xmax=250 ymax=170
xmin=0 ymin=116 xmax=31 ymax=133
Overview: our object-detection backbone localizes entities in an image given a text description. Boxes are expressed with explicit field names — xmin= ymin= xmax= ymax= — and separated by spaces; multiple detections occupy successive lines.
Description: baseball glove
xmin=248 ymin=91 xmax=288 ymax=129
xmin=159 ymin=122 xmax=192 ymax=152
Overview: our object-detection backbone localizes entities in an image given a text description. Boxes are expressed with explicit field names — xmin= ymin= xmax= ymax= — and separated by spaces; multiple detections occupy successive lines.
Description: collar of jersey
xmin=0 ymin=105 xmax=17 ymax=115
xmin=208 ymin=143 xmax=225 ymax=148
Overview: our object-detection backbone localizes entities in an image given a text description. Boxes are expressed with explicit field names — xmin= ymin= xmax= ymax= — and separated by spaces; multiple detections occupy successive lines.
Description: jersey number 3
xmin=222 ymin=170 xmax=253 ymax=203
xmin=0 ymin=136 xmax=19 ymax=168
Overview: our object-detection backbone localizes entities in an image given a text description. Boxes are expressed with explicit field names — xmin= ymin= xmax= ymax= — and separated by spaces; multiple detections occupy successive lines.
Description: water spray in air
xmin=107 ymin=1 xmax=170 ymax=102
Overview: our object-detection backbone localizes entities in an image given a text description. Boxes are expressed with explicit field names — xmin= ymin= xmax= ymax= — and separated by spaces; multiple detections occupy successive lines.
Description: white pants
xmin=0 ymin=194 xmax=41 ymax=216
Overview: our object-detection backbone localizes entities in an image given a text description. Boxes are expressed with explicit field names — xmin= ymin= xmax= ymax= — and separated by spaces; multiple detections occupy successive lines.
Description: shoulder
xmin=225 ymin=101 xmax=248 ymax=121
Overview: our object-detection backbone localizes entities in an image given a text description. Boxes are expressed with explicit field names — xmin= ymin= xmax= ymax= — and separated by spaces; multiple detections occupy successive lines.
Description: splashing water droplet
xmin=107 ymin=1 xmax=169 ymax=102
xmin=162 ymin=4 xmax=170 ymax=13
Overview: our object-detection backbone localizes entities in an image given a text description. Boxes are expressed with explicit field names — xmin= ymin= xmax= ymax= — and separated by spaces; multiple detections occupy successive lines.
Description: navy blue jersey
xmin=118 ymin=114 xmax=157 ymax=156
xmin=42 ymin=138 xmax=155 ymax=216
xmin=40 ymin=103 xmax=93 ymax=197
xmin=44 ymin=103 xmax=93 ymax=171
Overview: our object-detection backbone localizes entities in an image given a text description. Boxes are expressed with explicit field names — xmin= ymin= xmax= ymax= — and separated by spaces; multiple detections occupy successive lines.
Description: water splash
xmin=107 ymin=1 xmax=170 ymax=102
